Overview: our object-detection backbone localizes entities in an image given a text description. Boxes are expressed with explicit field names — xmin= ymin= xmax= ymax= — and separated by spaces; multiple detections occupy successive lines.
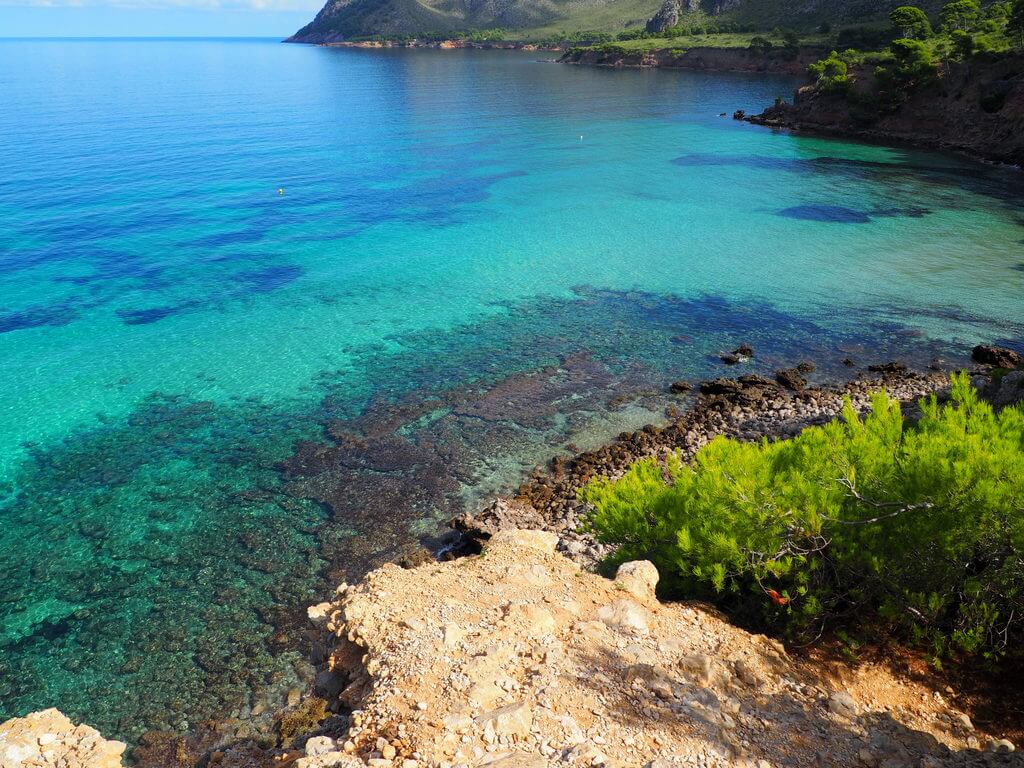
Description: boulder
xmin=775 ymin=368 xmax=807 ymax=390
xmin=972 ymin=344 xmax=1022 ymax=368
xmin=614 ymin=560 xmax=659 ymax=601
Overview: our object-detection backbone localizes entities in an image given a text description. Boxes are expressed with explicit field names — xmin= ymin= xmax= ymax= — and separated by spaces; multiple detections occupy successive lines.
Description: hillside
xmin=286 ymin=0 xmax=935 ymax=46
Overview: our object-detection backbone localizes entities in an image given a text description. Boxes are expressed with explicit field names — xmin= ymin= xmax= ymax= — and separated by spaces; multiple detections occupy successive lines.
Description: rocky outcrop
xmin=559 ymin=45 xmax=827 ymax=76
xmin=0 ymin=709 xmax=125 ymax=768
xmin=645 ymin=0 xmax=698 ymax=33
xmin=972 ymin=345 xmax=1023 ymax=369
xmin=748 ymin=55 xmax=1024 ymax=167
xmin=301 ymin=529 xmax=1011 ymax=766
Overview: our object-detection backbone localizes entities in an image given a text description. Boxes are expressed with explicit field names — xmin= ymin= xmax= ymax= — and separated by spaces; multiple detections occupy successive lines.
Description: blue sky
xmin=0 ymin=0 xmax=321 ymax=36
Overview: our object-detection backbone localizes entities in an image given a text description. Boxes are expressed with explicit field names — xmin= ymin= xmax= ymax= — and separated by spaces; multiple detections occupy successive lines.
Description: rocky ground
xmin=274 ymin=530 xmax=1018 ymax=767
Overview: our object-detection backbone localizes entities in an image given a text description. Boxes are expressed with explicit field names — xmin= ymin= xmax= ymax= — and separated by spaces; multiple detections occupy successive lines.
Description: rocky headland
xmin=744 ymin=54 xmax=1024 ymax=168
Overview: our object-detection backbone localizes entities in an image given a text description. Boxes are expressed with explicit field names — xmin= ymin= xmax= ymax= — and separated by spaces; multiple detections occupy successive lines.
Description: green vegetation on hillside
xmin=806 ymin=0 xmax=1024 ymax=102
xmin=583 ymin=373 xmax=1024 ymax=662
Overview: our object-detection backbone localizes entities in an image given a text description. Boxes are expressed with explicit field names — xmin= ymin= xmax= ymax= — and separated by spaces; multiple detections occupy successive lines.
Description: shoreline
xmin=450 ymin=363 xmax=961 ymax=566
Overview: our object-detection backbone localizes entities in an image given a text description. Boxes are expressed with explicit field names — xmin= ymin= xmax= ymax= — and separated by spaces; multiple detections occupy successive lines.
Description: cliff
xmin=748 ymin=54 xmax=1024 ymax=167
xmin=558 ymin=45 xmax=826 ymax=74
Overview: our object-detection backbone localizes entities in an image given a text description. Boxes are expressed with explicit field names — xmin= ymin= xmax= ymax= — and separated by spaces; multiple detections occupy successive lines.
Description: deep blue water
xmin=1 ymin=38 xmax=1022 ymax=740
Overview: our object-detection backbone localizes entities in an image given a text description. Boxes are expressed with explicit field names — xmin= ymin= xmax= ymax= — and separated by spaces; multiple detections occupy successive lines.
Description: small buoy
xmin=277 ymin=188 xmax=285 ymax=195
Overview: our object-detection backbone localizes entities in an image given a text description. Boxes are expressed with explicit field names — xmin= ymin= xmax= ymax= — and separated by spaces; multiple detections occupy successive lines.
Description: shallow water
xmin=1 ymin=38 xmax=1022 ymax=739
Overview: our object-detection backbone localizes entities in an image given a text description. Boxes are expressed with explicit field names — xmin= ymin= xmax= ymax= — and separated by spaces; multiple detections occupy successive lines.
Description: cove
xmin=0 ymin=39 xmax=1022 ymax=741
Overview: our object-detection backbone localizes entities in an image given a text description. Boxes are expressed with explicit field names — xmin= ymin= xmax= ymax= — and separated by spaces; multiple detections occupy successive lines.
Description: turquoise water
xmin=1 ymin=38 xmax=1022 ymax=740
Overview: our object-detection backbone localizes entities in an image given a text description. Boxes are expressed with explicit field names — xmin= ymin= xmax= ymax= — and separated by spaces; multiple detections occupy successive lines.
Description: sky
xmin=0 ymin=0 xmax=321 ymax=36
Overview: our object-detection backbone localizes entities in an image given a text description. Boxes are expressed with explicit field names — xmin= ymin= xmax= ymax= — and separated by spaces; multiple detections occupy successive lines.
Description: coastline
xmin=741 ymin=54 xmax=1024 ymax=170
xmin=557 ymin=45 xmax=825 ymax=76
xmin=451 ymin=363 xmax=960 ymax=566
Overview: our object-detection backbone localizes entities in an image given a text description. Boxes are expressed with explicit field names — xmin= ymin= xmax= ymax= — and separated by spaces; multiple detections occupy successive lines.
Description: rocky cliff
xmin=5 ymin=528 xmax=1020 ymax=767
xmin=748 ymin=54 xmax=1024 ymax=167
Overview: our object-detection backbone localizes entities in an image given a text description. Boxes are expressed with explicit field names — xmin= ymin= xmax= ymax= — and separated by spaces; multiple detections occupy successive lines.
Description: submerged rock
xmin=973 ymin=344 xmax=1023 ymax=369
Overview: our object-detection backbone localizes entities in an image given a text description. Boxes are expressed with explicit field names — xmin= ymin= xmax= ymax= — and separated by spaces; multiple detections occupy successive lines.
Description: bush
xmin=582 ymin=374 xmax=1024 ymax=660
xmin=808 ymin=50 xmax=852 ymax=93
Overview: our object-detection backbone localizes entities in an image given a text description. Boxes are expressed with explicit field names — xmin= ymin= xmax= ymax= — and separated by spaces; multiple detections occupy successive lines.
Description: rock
xmin=972 ymin=344 xmax=1022 ymax=368
xmin=733 ymin=658 xmax=763 ymax=687
xmin=669 ymin=380 xmax=692 ymax=393
xmin=989 ymin=369 xmax=1024 ymax=408
xmin=796 ymin=361 xmax=816 ymax=373
xmin=721 ymin=344 xmax=754 ymax=365
xmin=488 ymin=528 xmax=558 ymax=555
xmin=775 ymin=368 xmax=807 ymax=390
xmin=733 ymin=109 xmax=746 ymax=120
xmin=477 ymin=701 xmax=533 ymax=739
xmin=867 ymin=361 xmax=908 ymax=375
xmin=0 ymin=709 xmax=125 ymax=768
xmin=828 ymin=690 xmax=860 ymax=719
xmin=452 ymin=499 xmax=550 ymax=542
xmin=305 ymin=736 xmax=338 ymax=756
xmin=479 ymin=756 xmax=548 ymax=767
xmin=308 ymin=601 xmax=334 ymax=625
xmin=613 ymin=560 xmax=659 ymax=601
xmin=678 ymin=653 xmax=715 ymax=685
xmin=988 ymin=738 xmax=1015 ymax=753
xmin=596 ymin=599 xmax=650 ymax=633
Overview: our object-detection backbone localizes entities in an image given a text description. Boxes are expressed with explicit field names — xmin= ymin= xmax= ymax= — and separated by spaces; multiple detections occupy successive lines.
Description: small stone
xmin=828 ymin=690 xmax=859 ymax=719
xmin=305 ymin=736 xmax=337 ymax=757
xmin=988 ymin=738 xmax=1015 ymax=753
xmin=596 ymin=600 xmax=650 ymax=634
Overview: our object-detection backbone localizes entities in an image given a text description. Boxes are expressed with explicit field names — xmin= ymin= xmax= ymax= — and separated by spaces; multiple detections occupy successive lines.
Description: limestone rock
xmin=613 ymin=560 xmax=660 ymax=602
xmin=596 ymin=599 xmax=650 ymax=633
xmin=0 ymin=709 xmax=125 ymax=768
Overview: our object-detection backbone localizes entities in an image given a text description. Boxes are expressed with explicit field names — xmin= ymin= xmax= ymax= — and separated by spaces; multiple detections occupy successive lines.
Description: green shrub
xmin=809 ymin=50 xmax=852 ymax=93
xmin=582 ymin=373 xmax=1024 ymax=660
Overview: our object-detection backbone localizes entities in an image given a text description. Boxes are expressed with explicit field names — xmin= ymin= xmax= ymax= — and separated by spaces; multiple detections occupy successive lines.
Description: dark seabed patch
xmin=778 ymin=205 xmax=873 ymax=224
xmin=234 ymin=264 xmax=305 ymax=294
xmin=0 ymin=303 xmax=79 ymax=334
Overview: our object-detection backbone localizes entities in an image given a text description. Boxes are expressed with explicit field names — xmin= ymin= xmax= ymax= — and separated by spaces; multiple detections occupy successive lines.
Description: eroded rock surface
xmin=0 ymin=708 xmax=125 ymax=768
xmin=308 ymin=530 xmax=1006 ymax=767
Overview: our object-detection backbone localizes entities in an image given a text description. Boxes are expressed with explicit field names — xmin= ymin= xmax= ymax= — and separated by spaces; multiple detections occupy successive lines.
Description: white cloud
xmin=0 ymin=0 xmax=321 ymax=10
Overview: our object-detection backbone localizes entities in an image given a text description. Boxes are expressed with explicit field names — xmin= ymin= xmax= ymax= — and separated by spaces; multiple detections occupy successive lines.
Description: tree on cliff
xmin=940 ymin=0 xmax=981 ymax=31
xmin=890 ymin=6 xmax=933 ymax=39
xmin=808 ymin=51 xmax=851 ymax=92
